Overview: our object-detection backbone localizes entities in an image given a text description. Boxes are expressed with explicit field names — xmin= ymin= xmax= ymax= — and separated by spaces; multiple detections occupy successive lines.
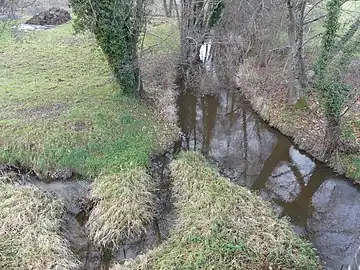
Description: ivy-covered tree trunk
xmin=70 ymin=0 xmax=146 ymax=97
xmin=324 ymin=115 xmax=341 ymax=160
xmin=101 ymin=17 xmax=141 ymax=96
xmin=314 ymin=0 xmax=360 ymax=161
xmin=316 ymin=0 xmax=342 ymax=82
xmin=315 ymin=0 xmax=343 ymax=160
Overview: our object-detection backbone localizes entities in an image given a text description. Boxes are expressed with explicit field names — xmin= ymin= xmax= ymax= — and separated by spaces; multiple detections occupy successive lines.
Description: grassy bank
xmin=237 ymin=59 xmax=360 ymax=181
xmin=112 ymin=152 xmax=319 ymax=269
xmin=0 ymin=20 xmax=179 ymax=259
xmin=0 ymin=22 xmax=177 ymax=176
xmin=0 ymin=174 xmax=79 ymax=269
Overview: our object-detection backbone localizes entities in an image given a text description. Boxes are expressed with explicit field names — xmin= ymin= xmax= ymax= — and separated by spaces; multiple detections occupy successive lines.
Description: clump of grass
xmin=0 ymin=176 xmax=80 ymax=269
xmin=123 ymin=152 xmax=319 ymax=269
xmin=87 ymin=167 xmax=156 ymax=249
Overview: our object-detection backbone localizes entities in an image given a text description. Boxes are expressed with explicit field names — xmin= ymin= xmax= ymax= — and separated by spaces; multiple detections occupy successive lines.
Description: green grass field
xmin=0 ymin=22 xmax=177 ymax=177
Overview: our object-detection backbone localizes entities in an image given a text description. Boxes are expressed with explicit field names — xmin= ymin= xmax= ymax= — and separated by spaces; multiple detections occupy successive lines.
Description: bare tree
xmin=287 ymin=0 xmax=307 ymax=104
xmin=162 ymin=0 xmax=174 ymax=17
xmin=0 ymin=0 xmax=37 ymax=17
xmin=177 ymin=0 xmax=224 ymax=67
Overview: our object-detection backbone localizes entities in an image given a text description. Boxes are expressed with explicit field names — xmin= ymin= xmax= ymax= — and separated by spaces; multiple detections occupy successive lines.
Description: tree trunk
xmin=163 ymin=0 xmax=169 ymax=17
xmin=287 ymin=0 xmax=307 ymax=104
xmin=168 ymin=0 xmax=174 ymax=17
xmin=324 ymin=117 xmax=341 ymax=161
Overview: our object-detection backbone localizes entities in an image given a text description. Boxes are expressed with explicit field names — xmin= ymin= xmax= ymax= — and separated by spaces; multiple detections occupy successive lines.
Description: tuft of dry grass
xmin=0 ymin=175 xmax=80 ymax=270
xmin=116 ymin=152 xmax=319 ymax=269
xmin=87 ymin=167 xmax=156 ymax=249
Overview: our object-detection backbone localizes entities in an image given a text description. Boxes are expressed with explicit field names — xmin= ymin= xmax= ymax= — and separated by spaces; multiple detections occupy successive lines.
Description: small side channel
xmin=0 ymin=152 xmax=176 ymax=269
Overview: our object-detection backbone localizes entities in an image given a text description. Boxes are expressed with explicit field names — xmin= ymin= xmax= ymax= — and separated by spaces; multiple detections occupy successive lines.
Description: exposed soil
xmin=25 ymin=8 xmax=71 ymax=26
xmin=0 ymin=164 xmax=103 ymax=269
xmin=68 ymin=121 xmax=88 ymax=132
xmin=17 ymin=102 xmax=69 ymax=121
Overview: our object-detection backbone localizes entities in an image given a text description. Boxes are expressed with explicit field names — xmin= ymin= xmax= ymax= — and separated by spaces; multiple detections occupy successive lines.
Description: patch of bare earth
xmin=17 ymin=102 xmax=69 ymax=121
xmin=68 ymin=121 xmax=88 ymax=132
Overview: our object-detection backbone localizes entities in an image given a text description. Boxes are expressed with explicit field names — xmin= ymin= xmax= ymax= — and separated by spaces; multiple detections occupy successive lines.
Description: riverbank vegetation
xmin=231 ymin=0 xmax=360 ymax=180
xmin=1 ymin=0 xmax=359 ymax=268
xmin=111 ymin=152 xmax=319 ymax=269
xmin=87 ymin=167 xmax=155 ymax=249
xmin=0 ymin=173 xmax=79 ymax=269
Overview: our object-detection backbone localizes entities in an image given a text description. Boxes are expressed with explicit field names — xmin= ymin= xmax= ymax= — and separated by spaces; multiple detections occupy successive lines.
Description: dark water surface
xmin=174 ymin=86 xmax=360 ymax=269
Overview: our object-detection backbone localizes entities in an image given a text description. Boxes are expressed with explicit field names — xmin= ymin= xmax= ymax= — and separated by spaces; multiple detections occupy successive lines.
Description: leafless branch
xmin=303 ymin=32 xmax=323 ymax=45
xmin=304 ymin=14 xmax=326 ymax=25
xmin=341 ymin=96 xmax=360 ymax=118
xmin=304 ymin=0 xmax=325 ymax=18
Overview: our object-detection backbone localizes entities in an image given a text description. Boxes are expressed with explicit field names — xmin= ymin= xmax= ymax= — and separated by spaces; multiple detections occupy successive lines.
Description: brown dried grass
xmin=87 ymin=167 xmax=156 ymax=249
xmin=0 ymin=174 xmax=80 ymax=270
xmin=110 ymin=152 xmax=319 ymax=270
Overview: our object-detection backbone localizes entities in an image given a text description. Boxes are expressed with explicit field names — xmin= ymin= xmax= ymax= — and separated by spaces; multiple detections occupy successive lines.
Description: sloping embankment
xmin=236 ymin=61 xmax=360 ymax=181
xmin=111 ymin=151 xmax=320 ymax=270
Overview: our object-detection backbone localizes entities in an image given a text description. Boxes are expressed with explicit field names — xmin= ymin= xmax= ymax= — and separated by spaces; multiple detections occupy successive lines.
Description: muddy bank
xmin=0 ymin=153 xmax=176 ymax=269
xmin=35 ymin=180 xmax=103 ymax=270
xmin=235 ymin=63 xmax=359 ymax=181
xmin=0 ymin=164 xmax=104 ymax=269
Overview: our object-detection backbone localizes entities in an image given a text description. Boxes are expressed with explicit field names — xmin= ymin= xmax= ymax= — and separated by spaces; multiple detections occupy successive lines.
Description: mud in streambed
xmin=0 ymin=157 xmax=175 ymax=269
xmin=35 ymin=178 xmax=174 ymax=269
xmin=0 ymin=165 xmax=103 ymax=269
xmin=174 ymin=87 xmax=360 ymax=270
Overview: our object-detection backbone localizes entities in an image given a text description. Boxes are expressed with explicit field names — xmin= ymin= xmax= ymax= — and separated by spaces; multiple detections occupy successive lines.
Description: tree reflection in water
xmin=175 ymin=87 xmax=360 ymax=269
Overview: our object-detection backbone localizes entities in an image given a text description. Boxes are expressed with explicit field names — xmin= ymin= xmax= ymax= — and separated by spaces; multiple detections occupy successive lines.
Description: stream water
xmin=173 ymin=83 xmax=360 ymax=269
